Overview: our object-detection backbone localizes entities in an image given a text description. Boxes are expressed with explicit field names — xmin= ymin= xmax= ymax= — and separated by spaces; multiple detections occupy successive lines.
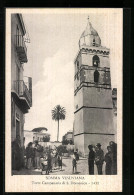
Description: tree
xmin=52 ymin=105 xmax=66 ymax=142
xmin=32 ymin=127 xmax=48 ymax=132
xmin=43 ymin=135 xmax=50 ymax=142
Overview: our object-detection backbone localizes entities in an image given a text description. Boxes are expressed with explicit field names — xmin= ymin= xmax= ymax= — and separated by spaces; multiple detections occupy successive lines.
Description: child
xmin=57 ymin=153 xmax=62 ymax=171
xmin=47 ymin=151 xmax=52 ymax=173
xmin=26 ymin=142 xmax=34 ymax=169
xmin=41 ymin=153 xmax=49 ymax=175
xmin=72 ymin=152 xmax=77 ymax=174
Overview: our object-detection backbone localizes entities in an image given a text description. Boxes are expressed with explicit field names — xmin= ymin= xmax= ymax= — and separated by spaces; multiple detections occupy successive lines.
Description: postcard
xmin=5 ymin=8 xmax=122 ymax=192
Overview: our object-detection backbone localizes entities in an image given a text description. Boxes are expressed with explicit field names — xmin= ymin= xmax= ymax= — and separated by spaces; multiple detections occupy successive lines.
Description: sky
xmin=22 ymin=9 xmax=122 ymax=141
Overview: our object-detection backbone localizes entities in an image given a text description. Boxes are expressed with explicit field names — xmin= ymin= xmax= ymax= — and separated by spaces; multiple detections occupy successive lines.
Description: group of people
xmin=25 ymin=140 xmax=63 ymax=174
xmin=88 ymin=141 xmax=117 ymax=175
xmin=12 ymin=136 xmax=117 ymax=175
xmin=12 ymin=136 xmax=63 ymax=174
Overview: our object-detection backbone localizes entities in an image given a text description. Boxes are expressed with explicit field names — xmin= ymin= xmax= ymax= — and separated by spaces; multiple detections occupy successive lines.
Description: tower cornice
xmin=74 ymin=46 xmax=110 ymax=64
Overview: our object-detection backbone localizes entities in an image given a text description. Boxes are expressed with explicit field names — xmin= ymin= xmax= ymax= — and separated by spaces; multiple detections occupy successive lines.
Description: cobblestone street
xmin=13 ymin=156 xmax=106 ymax=175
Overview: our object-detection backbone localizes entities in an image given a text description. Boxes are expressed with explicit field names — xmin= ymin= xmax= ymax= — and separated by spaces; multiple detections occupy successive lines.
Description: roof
xmin=80 ymin=22 xmax=98 ymax=38
xmin=33 ymin=132 xmax=50 ymax=136
xmin=79 ymin=19 xmax=101 ymax=48
xmin=32 ymin=127 xmax=48 ymax=132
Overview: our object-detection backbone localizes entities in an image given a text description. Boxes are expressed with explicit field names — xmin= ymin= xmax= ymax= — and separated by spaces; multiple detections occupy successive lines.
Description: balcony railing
xmin=15 ymin=35 xmax=28 ymax=63
xmin=13 ymin=80 xmax=32 ymax=107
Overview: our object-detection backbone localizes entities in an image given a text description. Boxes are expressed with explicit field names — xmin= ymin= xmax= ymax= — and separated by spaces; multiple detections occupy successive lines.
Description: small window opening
xmin=93 ymin=38 xmax=95 ymax=46
xmin=94 ymin=70 xmax=99 ymax=83
xmin=77 ymin=61 xmax=79 ymax=71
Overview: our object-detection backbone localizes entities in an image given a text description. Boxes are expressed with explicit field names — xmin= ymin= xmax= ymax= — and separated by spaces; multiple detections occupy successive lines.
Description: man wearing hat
xmin=12 ymin=135 xmax=22 ymax=171
xmin=34 ymin=140 xmax=43 ymax=169
xmin=95 ymin=143 xmax=104 ymax=175
xmin=104 ymin=146 xmax=112 ymax=175
xmin=88 ymin=145 xmax=95 ymax=175
xmin=109 ymin=141 xmax=117 ymax=174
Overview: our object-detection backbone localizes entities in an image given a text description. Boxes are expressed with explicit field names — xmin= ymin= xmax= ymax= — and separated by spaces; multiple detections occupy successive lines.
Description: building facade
xmin=33 ymin=131 xmax=50 ymax=142
xmin=74 ymin=19 xmax=115 ymax=156
xmin=62 ymin=130 xmax=73 ymax=144
xmin=112 ymin=88 xmax=117 ymax=142
xmin=11 ymin=14 xmax=32 ymax=148
xmin=24 ymin=130 xmax=50 ymax=147
xmin=24 ymin=130 xmax=34 ymax=147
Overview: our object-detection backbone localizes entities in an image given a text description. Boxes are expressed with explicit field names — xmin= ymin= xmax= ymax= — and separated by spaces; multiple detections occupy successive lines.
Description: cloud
xmin=24 ymin=13 xmax=120 ymax=141
xmin=24 ymin=48 xmax=74 ymax=141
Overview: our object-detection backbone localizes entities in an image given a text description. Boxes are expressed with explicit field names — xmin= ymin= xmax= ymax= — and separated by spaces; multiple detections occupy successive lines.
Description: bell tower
xmin=74 ymin=18 xmax=115 ymax=156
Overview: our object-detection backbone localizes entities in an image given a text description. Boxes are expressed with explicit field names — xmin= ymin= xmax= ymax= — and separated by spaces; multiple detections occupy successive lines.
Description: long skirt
xmin=27 ymin=158 xmax=32 ymax=169
xmin=35 ymin=156 xmax=40 ymax=169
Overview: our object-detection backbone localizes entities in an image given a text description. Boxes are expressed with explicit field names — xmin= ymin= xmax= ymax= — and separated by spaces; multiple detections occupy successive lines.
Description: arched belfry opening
xmin=94 ymin=70 xmax=99 ymax=82
xmin=93 ymin=55 xmax=100 ymax=67
xmin=93 ymin=38 xmax=95 ymax=46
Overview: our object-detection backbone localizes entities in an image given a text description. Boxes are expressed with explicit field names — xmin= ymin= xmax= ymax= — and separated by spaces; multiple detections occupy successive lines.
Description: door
xmin=16 ymin=65 xmax=20 ymax=94
xmin=16 ymin=119 xmax=20 ymax=138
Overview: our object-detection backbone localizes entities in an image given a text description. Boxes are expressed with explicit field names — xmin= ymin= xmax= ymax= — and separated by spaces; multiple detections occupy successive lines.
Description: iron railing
xmin=13 ymin=80 xmax=32 ymax=107
xmin=15 ymin=35 xmax=27 ymax=63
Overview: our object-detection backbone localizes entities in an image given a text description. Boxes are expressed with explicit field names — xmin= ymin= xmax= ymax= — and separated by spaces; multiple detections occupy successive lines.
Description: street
xmin=13 ymin=156 xmax=106 ymax=175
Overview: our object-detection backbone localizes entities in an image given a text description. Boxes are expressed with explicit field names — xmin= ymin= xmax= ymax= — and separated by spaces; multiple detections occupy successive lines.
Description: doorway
xmin=16 ymin=119 xmax=20 ymax=138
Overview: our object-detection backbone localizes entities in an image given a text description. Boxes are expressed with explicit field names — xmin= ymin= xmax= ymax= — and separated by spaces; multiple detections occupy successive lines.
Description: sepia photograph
xmin=6 ymin=8 xmax=122 ymax=192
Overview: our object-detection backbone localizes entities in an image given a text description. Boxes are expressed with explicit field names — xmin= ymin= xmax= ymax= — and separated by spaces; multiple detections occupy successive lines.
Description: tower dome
xmin=79 ymin=17 xmax=101 ymax=48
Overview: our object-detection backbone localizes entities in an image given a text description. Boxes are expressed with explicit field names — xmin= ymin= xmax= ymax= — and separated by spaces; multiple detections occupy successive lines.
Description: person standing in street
xmin=95 ymin=143 xmax=104 ymax=175
xmin=57 ymin=153 xmax=62 ymax=171
xmin=72 ymin=151 xmax=77 ymax=174
xmin=75 ymin=149 xmax=79 ymax=161
xmin=47 ymin=150 xmax=52 ymax=173
xmin=88 ymin=145 xmax=95 ymax=175
xmin=109 ymin=141 xmax=117 ymax=174
xmin=12 ymin=135 xmax=22 ymax=171
xmin=104 ymin=146 xmax=112 ymax=175
xmin=26 ymin=142 xmax=34 ymax=169
xmin=34 ymin=140 xmax=42 ymax=170
xmin=53 ymin=147 xmax=58 ymax=170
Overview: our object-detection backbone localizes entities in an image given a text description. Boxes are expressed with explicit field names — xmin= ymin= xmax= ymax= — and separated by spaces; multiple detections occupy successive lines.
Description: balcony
xmin=15 ymin=35 xmax=28 ymax=63
xmin=12 ymin=80 xmax=32 ymax=110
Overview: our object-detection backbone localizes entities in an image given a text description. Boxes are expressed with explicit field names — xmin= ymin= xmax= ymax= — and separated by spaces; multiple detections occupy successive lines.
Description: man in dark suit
xmin=12 ymin=135 xmax=22 ymax=171
xmin=109 ymin=141 xmax=117 ymax=174
xmin=88 ymin=145 xmax=95 ymax=175
xmin=95 ymin=143 xmax=104 ymax=175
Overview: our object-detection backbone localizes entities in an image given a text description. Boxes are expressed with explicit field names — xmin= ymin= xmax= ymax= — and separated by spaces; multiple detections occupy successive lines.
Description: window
xmin=16 ymin=119 xmax=20 ymax=138
xmin=94 ymin=70 xmax=99 ymax=83
xmin=93 ymin=38 xmax=95 ymax=46
xmin=16 ymin=25 xmax=20 ymax=46
xmin=16 ymin=64 xmax=20 ymax=81
xmin=77 ymin=61 xmax=79 ymax=71
xmin=16 ymin=25 xmax=19 ymax=36
xmin=93 ymin=55 xmax=100 ymax=67
xmin=16 ymin=64 xmax=20 ymax=94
